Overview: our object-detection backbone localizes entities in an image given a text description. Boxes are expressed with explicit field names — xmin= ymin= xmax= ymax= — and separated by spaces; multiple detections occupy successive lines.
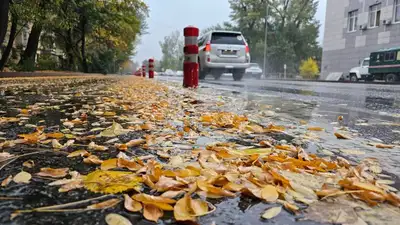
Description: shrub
xmin=299 ymin=58 xmax=319 ymax=79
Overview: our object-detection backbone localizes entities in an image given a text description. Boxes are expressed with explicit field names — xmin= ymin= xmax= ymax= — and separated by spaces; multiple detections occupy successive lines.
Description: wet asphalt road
xmin=159 ymin=75 xmax=400 ymax=175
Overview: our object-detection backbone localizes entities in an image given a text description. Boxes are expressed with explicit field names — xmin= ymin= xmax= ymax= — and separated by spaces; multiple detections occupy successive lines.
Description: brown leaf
xmin=22 ymin=160 xmax=35 ymax=168
xmin=36 ymin=168 xmax=69 ymax=178
xmin=223 ymin=182 xmax=244 ymax=192
xmin=197 ymin=179 xmax=235 ymax=197
xmin=334 ymin=132 xmax=351 ymax=140
xmin=132 ymin=193 xmax=176 ymax=205
xmin=155 ymin=176 xmax=184 ymax=192
xmin=375 ymin=144 xmax=394 ymax=149
xmin=83 ymin=155 xmax=103 ymax=165
xmin=126 ymin=139 xmax=146 ymax=147
xmin=1 ymin=175 xmax=12 ymax=187
xmin=352 ymin=181 xmax=385 ymax=195
xmin=386 ymin=192 xmax=400 ymax=207
xmin=143 ymin=204 xmax=163 ymax=222
xmin=117 ymin=158 xmax=141 ymax=171
xmin=87 ymin=198 xmax=121 ymax=209
xmin=124 ymin=194 xmax=142 ymax=212
xmin=88 ymin=142 xmax=108 ymax=151
xmin=46 ymin=132 xmax=65 ymax=139
xmin=67 ymin=150 xmax=90 ymax=158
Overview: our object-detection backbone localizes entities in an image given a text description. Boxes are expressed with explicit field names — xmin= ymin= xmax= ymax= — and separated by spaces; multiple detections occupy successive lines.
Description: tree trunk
xmin=80 ymin=14 xmax=88 ymax=73
xmin=0 ymin=0 xmax=10 ymax=48
xmin=18 ymin=23 xmax=43 ymax=69
xmin=0 ymin=14 xmax=17 ymax=71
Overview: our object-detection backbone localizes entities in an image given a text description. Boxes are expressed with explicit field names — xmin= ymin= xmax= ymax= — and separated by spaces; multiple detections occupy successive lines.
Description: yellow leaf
xmin=67 ymin=150 xmax=90 ymax=158
xmin=197 ymin=179 xmax=235 ymax=197
xmin=223 ymin=182 xmax=244 ymax=192
xmin=100 ymin=121 xmax=129 ymax=137
xmin=52 ymin=139 xmax=64 ymax=149
xmin=101 ymin=158 xmax=118 ymax=171
xmin=174 ymin=195 xmax=195 ymax=222
xmin=84 ymin=170 xmax=142 ymax=194
xmin=103 ymin=112 xmax=116 ymax=116
xmin=13 ymin=171 xmax=31 ymax=184
xmin=161 ymin=190 xmax=185 ymax=198
xmin=229 ymin=148 xmax=272 ymax=156
xmin=376 ymin=144 xmax=394 ymax=149
xmin=46 ymin=132 xmax=64 ymax=139
xmin=261 ymin=185 xmax=279 ymax=202
xmin=124 ymin=194 xmax=142 ymax=212
xmin=261 ymin=206 xmax=281 ymax=219
xmin=105 ymin=213 xmax=132 ymax=225
xmin=36 ymin=167 xmax=69 ymax=178
xmin=88 ymin=142 xmax=108 ymax=151
xmin=132 ymin=193 xmax=176 ymax=206
xmin=87 ymin=198 xmax=121 ymax=209
xmin=169 ymin=155 xmax=184 ymax=167
xmin=189 ymin=198 xmax=208 ymax=216
xmin=352 ymin=181 xmax=385 ymax=195
xmin=143 ymin=204 xmax=163 ymax=222
xmin=307 ymin=127 xmax=324 ymax=131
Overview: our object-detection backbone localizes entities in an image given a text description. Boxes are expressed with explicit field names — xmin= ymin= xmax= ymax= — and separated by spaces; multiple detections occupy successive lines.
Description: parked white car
xmin=245 ymin=63 xmax=263 ymax=79
xmin=176 ymin=71 xmax=183 ymax=76
xmin=164 ymin=69 xmax=176 ymax=76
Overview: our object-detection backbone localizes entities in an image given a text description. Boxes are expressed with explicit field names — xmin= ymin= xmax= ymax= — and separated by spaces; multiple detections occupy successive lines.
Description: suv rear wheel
xmin=211 ymin=69 xmax=224 ymax=80
xmin=233 ymin=69 xmax=245 ymax=81
xmin=385 ymin=73 xmax=397 ymax=83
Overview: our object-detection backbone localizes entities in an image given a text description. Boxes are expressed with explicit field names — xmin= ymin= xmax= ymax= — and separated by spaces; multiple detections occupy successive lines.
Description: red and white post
xmin=142 ymin=65 xmax=146 ymax=78
xmin=148 ymin=58 xmax=154 ymax=79
xmin=183 ymin=26 xmax=199 ymax=88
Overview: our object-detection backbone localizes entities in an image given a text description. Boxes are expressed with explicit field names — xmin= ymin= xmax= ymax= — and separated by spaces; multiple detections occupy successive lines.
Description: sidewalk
xmin=0 ymin=76 xmax=399 ymax=225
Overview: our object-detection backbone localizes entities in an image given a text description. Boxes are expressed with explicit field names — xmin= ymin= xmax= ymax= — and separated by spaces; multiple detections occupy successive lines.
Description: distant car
xmin=245 ymin=63 xmax=263 ymax=79
xmin=164 ymin=69 xmax=176 ymax=76
xmin=197 ymin=30 xmax=251 ymax=81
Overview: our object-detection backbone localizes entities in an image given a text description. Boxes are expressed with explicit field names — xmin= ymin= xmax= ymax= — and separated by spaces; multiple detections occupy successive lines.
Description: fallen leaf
xmin=375 ymin=144 xmax=394 ymax=149
xmin=105 ymin=213 xmax=132 ymax=225
xmin=67 ymin=150 xmax=90 ymax=158
xmin=133 ymin=193 xmax=175 ymax=210
xmin=169 ymin=155 xmax=184 ymax=167
xmin=13 ymin=171 xmax=31 ymax=184
xmin=88 ymin=142 xmax=108 ymax=151
xmin=52 ymin=139 xmax=63 ymax=149
xmin=341 ymin=149 xmax=365 ymax=155
xmin=22 ymin=160 xmax=35 ymax=168
xmin=261 ymin=185 xmax=279 ymax=202
xmin=352 ymin=181 xmax=385 ymax=195
xmin=103 ymin=111 xmax=116 ymax=116
xmin=1 ymin=175 xmax=12 ymax=187
xmin=307 ymin=127 xmax=324 ymax=131
xmin=335 ymin=132 xmax=351 ymax=140
xmin=155 ymin=176 xmax=184 ymax=192
xmin=161 ymin=190 xmax=185 ymax=198
xmin=126 ymin=139 xmax=146 ymax=147
xmin=189 ymin=197 xmax=208 ymax=216
xmin=143 ymin=204 xmax=163 ymax=222
xmin=101 ymin=158 xmax=118 ymax=171
xmin=83 ymin=155 xmax=104 ymax=164
xmin=124 ymin=194 xmax=142 ymax=212
xmin=100 ymin=121 xmax=129 ymax=137
xmin=174 ymin=195 xmax=195 ymax=221
xmin=46 ymin=132 xmax=64 ymax=139
xmin=261 ymin=206 xmax=281 ymax=219
xmin=84 ymin=170 xmax=142 ymax=194
xmin=87 ymin=198 xmax=121 ymax=209
xmin=36 ymin=168 xmax=69 ymax=178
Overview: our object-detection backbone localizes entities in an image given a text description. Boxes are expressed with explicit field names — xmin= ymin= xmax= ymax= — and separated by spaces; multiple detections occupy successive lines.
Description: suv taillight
xmin=245 ymin=45 xmax=250 ymax=53
xmin=205 ymin=42 xmax=211 ymax=52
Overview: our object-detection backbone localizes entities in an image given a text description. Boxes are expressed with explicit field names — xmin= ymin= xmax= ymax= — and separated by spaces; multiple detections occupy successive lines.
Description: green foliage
xmin=228 ymin=0 xmax=321 ymax=73
xmin=299 ymin=58 xmax=319 ymax=79
xmin=36 ymin=54 xmax=59 ymax=71
xmin=159 ymin=30 xmax=183 ymax=71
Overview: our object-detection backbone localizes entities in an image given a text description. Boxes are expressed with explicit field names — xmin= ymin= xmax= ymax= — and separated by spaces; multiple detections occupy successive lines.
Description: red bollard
xmin=148 ymin=58 xmax=154 ymax=79
xmin=142 ymin=65 xmax=146 ymax=77
xmin=183 ymin=26 xmax=199 ymax=88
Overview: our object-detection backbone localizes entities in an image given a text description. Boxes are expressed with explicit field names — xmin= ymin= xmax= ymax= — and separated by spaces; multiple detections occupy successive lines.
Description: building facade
xmin=322 ymin=0 xmax=400 ymax=79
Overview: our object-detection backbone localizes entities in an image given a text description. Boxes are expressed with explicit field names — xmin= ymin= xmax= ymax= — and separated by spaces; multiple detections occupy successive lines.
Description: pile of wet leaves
xmin=1 ymin=76 xmax=400 ymax=225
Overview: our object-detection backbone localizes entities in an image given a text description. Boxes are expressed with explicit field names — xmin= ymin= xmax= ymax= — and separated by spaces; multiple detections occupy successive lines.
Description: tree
xmin=299 ymin=57 xmax=319 ymax=79
xmin=228 ymin=0 xmax=321 ymax=74
xmin=0 ymin=0 xmax=10 ymax=48
xmin=159 ymin=30 xmax=183 ymax=71
xmin=200 ymin=22 xmax=235 ymax=35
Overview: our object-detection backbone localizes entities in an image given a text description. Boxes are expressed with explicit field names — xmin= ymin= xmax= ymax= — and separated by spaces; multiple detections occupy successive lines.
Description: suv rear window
xmin=211 ymin=32 xmax=245 ymax=45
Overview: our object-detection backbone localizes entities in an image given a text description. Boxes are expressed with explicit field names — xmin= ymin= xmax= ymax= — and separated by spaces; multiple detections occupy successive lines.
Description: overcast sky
xmin=134 ymin=0 xmax=327 ymax=63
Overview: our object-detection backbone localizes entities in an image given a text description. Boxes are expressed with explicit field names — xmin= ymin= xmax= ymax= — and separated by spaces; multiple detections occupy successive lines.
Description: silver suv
xmin=197 ymin=31 xmax=251 ymax=81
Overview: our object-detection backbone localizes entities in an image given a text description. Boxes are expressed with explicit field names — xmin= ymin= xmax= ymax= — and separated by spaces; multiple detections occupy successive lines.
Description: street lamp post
xmin=263 ymin=3 xmax=269 ymax=79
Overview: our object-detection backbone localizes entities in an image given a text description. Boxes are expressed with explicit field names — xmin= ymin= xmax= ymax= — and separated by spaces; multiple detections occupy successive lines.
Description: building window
xmin=369 ymin=4 xmax=381 ymax=27
xmin=384 ymin=51 xmax=395 ymax=61
xmin=348 ymin=10 xmax=358 ymax=32
xmin=395 ymin=0 xmax=400 ymax=22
